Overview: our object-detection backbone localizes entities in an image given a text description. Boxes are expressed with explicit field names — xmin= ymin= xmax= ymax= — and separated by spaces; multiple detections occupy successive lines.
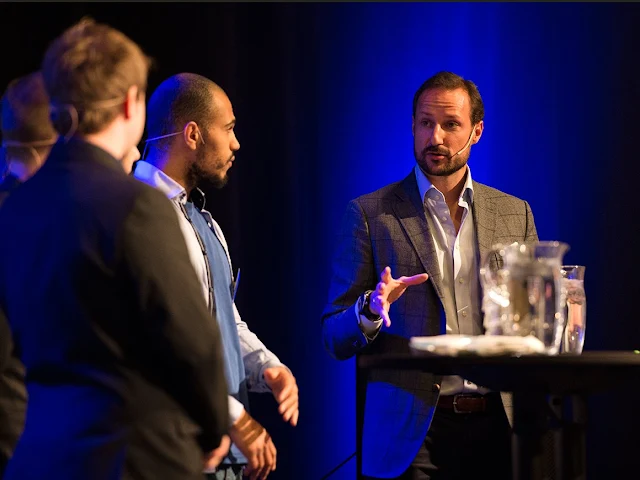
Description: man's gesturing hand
xmin=264 ymin=366 xmax=299 ymax=427
xmin=367 ymin=266 xmax=429 ymax=327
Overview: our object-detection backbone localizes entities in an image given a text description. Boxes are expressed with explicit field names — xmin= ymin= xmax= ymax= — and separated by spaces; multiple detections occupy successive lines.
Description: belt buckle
xmin=453 ymin=394 xmax=473 ymax=414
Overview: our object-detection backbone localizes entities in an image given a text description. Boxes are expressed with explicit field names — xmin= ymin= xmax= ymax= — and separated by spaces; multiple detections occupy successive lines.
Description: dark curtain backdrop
xmin=2 ymin=3 xmax=640 ymax=479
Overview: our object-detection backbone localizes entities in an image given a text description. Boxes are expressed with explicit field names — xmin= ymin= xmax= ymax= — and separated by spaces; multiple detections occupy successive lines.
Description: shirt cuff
xmin=228 ymin=395 xmax=245 ymax=425
xmin=355 ymin=299 xmax=383 ymax=338
xmin=259 ymin=361 xmax=291 ymax=390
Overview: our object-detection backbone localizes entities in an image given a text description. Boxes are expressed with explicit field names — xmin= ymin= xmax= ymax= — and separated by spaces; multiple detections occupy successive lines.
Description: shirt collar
xmin=132 ymin=160 xmax=209 ymax=211
xmin=133 ymin=160 xmax=188 ymax=204
xmin=414 ymin=163 xmax=475 ymax=204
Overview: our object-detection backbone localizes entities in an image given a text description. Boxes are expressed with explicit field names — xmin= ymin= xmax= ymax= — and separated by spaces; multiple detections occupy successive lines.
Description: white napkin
xmin=409 ymin=334 xmax=546 ymax=356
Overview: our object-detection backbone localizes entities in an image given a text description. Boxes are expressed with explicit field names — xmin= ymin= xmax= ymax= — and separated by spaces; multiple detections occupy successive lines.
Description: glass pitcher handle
xmin=480 ymin=243 xmax=509 ymax=334
xmin=479 ymin=243 xmax=508 ymax=288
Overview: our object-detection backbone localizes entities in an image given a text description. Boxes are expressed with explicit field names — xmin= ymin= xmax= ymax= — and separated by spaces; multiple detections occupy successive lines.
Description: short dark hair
xmin=412 ymin=71 xmax=484 ymax=125
xmin=1 ymin=71 xmax=57 ymax=143
xmin=146 ymin=73 xmax=222 ymax=150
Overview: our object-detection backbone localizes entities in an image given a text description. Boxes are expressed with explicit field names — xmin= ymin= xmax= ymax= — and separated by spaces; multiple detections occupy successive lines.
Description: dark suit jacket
xmin=0 ymin=174 xmax=28 ymax=478
xmin=0 ymin=138 xmax=229 ymax=480
xmin=321 ymin=171 xmax=538 ymax=478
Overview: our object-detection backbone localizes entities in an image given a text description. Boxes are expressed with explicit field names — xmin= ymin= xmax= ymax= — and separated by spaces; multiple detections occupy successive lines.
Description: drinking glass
xmin=561 ymin=265 xmax=586 ymax=353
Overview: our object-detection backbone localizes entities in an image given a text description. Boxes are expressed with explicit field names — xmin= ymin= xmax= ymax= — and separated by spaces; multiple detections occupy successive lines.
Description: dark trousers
xmin=205 ymin=464 xmax=245 ymax=480
xmin=366 ymin=393 xmax=512 ymax=480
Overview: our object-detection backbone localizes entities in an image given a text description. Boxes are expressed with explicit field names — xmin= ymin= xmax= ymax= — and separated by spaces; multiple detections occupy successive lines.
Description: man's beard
xmin=414 ymin=146 xmax=469 ymax=177
xmin=189 ymin=150 xmax=230 ymax=189
xmin=207 ymin=167 xmax=229 ymax=189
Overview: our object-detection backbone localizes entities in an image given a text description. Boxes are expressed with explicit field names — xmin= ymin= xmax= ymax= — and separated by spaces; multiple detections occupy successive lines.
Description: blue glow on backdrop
xmin=2 ymin=2 xmax=639 ymax=479
xmin=307 ymin=2 xmax=633 ymax=478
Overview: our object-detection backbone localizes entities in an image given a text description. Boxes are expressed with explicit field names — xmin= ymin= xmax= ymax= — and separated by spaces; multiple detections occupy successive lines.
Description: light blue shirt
xmin=133 ymin=160 xmax=288 ymax=420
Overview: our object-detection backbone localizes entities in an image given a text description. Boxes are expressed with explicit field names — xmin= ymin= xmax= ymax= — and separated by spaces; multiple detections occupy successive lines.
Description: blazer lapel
xmin=471 ymin=181 xmax=497 ymax=267
xmin=391 ymin=173 xmax=445 ymax=300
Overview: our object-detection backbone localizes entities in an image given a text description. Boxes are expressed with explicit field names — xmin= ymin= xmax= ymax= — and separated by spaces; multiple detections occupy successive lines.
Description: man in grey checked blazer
xmin=322 ymin=72 xmax=538 ymax=479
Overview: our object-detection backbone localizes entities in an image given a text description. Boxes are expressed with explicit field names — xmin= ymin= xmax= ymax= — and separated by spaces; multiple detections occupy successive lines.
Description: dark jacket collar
xmin=44 ymin=136 xmax=124 ymax=174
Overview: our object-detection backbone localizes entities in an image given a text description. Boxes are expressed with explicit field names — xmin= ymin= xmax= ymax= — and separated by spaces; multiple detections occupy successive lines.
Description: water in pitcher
xmin=505 ymin=263 xmax=562 ymax=351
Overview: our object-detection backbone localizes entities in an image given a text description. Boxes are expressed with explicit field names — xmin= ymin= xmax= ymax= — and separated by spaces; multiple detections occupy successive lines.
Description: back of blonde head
xmin=42 ymin=17 xmax=151 ymax=136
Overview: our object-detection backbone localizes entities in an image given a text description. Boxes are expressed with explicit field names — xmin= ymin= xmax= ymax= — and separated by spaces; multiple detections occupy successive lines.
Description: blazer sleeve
xmin=524 ymin=200 xmax=539 ymax=242
xmin=321 ymin=199 xmax=379 ymax=361
xmin=120 ymin=186 xmax=229 ymax=454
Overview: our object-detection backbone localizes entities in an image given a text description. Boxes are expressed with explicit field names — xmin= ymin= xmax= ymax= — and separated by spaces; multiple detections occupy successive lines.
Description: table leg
xmin=511 ymin=391 xmax=548 ymax=480
xmin=554 ymin=394 xmax=587 ymax=480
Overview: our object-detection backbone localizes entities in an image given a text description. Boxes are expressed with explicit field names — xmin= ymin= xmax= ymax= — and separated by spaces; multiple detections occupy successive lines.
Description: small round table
xmin=358 ymin=351 xmax=640 ymax=480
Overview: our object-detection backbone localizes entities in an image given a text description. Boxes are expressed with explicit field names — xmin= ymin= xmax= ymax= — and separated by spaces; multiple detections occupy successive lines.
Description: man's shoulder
xmin=75 ymin=164 xmax=169 ymax=217
xmin=350 ymin=178 xmax=406 ymax=211
xmin=474 ymin=181 xmax=529 ymax=204
xmin=30 ymin=158 xmax=169 ymax=219
xmin=473 ymin=181 xmax=533 ymax=217
xmin=75 ymin=159 xmax=169 ymax=207
xmin=356 ymin=180 xmax=403 ymax=200
xmin=109 ymin=177 xmax=185 ymax=238
xmin=127 ymin=175 xmax=174 ymax=207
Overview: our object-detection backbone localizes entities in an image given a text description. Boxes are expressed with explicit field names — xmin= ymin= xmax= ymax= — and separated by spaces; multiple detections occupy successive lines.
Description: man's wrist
xmin=359 ymin=290 xmax=382 ymax=321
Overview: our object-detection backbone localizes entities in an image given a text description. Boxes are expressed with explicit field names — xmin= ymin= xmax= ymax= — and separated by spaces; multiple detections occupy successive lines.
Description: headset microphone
xmin=450 ymin=125 xmax=476 ymax=159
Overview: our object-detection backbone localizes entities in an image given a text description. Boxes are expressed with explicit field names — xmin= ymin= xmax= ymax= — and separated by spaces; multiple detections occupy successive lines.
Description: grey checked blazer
xmin=321 ymin=170 xmax=538 ymax=478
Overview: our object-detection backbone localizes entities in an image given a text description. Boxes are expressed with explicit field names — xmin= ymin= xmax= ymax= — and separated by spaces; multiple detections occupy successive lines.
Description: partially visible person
xmin=134 ymin=72 xmax=299 ymax=480
xmin=0 ymin=71 xmax=57 ymax=476
xmin=0 ymin=71 xmax=57 ymax=206
xmin=0 ymin=304 xmax=18 ymax=478
xmin=0 ymin=18 xmax=230 ymax=480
